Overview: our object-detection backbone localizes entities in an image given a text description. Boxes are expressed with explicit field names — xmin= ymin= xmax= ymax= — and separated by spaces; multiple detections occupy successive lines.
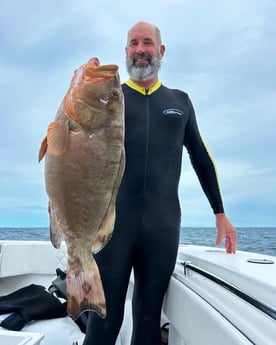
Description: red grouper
xmin=38 ymin=57 xmax=125 ymax=320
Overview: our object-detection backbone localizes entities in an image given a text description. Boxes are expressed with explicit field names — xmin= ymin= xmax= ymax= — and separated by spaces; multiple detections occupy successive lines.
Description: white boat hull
xmin=164 ymin=245 xmax=276 ymax=345
xmin=0 ymin=241 xmax=275 ymax=345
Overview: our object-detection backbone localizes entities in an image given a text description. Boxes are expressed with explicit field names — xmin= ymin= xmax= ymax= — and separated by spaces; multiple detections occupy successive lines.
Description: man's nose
xmin=136 ymin=42 xmax=146 ymax=54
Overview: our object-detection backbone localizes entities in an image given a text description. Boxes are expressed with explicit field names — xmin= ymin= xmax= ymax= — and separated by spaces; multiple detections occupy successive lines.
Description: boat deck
xmin=1 ymin=241 xmax=276 ymax=345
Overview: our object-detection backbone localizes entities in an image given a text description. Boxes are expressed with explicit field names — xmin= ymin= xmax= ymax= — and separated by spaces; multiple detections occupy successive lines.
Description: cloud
xmin=0 ymin=0 xmax=275 ymax=227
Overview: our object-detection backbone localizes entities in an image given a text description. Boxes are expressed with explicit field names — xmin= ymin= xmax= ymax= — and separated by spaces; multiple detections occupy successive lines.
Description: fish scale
xmin=39 ymin=57 xmax=125 ymax=319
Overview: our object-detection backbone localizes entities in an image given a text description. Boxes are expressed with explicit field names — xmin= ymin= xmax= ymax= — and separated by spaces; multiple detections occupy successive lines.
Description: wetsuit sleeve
xmin=184 ymin=96 xmax=224 ymax=214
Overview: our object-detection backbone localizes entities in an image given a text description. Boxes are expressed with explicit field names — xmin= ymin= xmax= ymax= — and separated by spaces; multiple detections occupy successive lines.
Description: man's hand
xmin=215 ymin=213 xmax=237 ymax=254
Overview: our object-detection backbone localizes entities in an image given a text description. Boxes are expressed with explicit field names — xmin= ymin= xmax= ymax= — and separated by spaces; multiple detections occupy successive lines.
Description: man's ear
xmin=160 ymin=44 xmax=166 ymax=58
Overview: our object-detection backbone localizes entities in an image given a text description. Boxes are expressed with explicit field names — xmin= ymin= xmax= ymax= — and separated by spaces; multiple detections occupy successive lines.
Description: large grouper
xmin=38 ymin=57 xmax=125 ymax=319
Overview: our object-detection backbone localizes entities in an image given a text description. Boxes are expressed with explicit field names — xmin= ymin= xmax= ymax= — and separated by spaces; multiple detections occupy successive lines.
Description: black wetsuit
xmin=84 ymin=81 xmax=224 ymax=345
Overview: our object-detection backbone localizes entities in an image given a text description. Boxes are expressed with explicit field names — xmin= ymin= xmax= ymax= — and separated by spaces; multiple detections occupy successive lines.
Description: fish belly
xmin=45 ymin=128 xmax=123 ymax=318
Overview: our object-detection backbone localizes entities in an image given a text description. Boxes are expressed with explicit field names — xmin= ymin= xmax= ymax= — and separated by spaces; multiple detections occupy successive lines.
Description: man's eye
xmin=130 ymin=41 xmax=138 ymax=47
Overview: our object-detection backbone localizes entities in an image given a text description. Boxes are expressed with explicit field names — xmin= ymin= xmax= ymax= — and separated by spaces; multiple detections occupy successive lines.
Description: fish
xmin=38 ymin=57 xmax=125 ymax=319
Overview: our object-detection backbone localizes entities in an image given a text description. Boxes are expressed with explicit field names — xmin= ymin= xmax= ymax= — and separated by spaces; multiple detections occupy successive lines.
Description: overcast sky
xmin=1 ymin=0 xmax=275 ymax=228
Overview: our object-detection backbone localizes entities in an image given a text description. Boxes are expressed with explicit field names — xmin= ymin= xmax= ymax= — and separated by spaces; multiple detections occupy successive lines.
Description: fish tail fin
xmin=66 ymin=258 xmax=106 ymax=320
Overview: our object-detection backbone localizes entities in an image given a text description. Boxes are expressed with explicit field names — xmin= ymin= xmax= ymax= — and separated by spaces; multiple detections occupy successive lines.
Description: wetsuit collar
xmin=125 ymin=79 xmax=162 ymax=95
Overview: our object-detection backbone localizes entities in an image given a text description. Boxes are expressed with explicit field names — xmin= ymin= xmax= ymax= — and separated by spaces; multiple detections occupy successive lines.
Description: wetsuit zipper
xmin=143 ymin=88 xmax=150 ymax=196
xmin=141 ymin=88 xmax=150 ymax=231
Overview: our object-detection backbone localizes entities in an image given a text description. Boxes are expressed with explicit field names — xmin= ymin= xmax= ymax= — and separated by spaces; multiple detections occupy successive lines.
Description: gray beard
xmin=126 ymin=53 xmax=161 ymax=81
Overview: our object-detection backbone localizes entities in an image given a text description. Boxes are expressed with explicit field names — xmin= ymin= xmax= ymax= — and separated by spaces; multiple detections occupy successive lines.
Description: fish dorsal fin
xmin=38 ymin=136 xmax=48 ymax=162
xmin=47 ymin=120 xmax=69 ymax=156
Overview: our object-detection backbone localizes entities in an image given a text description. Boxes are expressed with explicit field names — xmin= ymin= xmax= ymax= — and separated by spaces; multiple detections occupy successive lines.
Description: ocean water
xmin=0 ymin=227 xmax=275 ymax=257
xmin=180 ymin=227 xmax=276 ymax=256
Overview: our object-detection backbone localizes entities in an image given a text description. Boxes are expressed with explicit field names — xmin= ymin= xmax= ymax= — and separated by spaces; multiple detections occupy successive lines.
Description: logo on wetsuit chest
xmin=163 ymin=109 xmax=184 ymax=116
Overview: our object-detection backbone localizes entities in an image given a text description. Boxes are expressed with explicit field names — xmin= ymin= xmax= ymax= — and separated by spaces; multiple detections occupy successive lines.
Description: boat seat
xmin=0 ymin=299 xmax=132 ymax=345
xmin=0 ymin=241 xmax=133 ymax=345
xmin=0 ymin=241 xmax=67 ymax=278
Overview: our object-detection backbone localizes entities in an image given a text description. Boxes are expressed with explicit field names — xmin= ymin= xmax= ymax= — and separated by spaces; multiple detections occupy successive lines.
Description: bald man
xmin=83 ymin=21 xmax=236 ymax=345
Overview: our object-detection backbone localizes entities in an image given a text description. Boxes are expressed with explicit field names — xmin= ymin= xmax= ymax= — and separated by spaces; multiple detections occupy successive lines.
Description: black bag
xmin=48 ymin=268 xmax=89 ymax=333
xmin=0 ymin=284 xmax=67 ymax=331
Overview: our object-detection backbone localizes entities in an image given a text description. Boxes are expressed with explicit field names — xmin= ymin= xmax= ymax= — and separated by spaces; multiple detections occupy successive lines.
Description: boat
xmin=0 ymin=240 xmax=275 ymax=345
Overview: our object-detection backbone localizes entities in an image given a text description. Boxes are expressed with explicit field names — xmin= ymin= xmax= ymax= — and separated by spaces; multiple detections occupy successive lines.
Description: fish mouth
xmin=85 ymin=57 xmax=118 ymax=82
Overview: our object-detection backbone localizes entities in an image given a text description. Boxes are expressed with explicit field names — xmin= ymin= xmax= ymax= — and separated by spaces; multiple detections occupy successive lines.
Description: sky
xmin=0 ymin=0 xmax=275 ymax=228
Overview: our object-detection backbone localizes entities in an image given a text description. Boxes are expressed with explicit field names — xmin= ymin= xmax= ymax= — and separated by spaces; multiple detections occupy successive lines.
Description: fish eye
xmin=99 ymin=95 xmax=110 ymax=105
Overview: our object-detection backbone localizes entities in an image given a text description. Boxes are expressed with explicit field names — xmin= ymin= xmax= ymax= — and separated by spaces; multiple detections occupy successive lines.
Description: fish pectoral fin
xmin=47 ymin=120 xmax=69 ymax=156
xmin=67 ymin=259 xmax=106 ymax=319
xmin=38 ymin=136 xmax=48 ymax=162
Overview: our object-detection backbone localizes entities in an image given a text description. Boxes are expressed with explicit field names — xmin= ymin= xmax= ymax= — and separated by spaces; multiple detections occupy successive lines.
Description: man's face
xmin=125 ymin=23 xmax=164 ymax=81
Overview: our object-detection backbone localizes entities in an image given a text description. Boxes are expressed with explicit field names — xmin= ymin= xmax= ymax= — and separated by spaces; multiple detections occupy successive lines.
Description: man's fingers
xmin=216 ymin=231 xmax=237 ymax=253
xmin=216 ymin=232 xmax=223 ymax=245
xmin=226 ymin=233 xmax=236 ymax=254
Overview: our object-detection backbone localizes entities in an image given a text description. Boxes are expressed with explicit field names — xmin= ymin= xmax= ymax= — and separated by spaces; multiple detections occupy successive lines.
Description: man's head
xmin=125 ymin=22 xmax=165 ymax=82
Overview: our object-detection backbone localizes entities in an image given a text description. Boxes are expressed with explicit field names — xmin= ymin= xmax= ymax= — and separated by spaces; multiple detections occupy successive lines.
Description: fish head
xmin=64 ymin=57 xmax=124 ymax=131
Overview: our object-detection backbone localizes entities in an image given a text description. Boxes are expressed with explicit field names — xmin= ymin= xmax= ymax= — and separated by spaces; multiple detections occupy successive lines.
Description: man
xmin=83 ymin=21 xmax=236 ymax=345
